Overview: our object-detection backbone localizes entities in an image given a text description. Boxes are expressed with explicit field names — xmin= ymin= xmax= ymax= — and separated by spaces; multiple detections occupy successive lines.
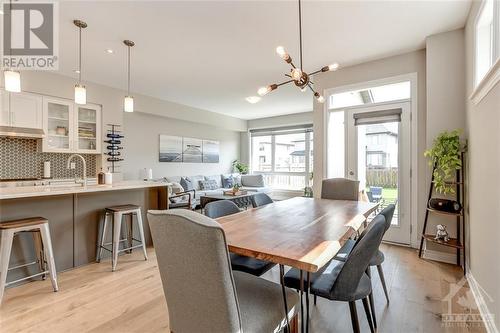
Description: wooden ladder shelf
xmin=418 ymin=152 xmax=466 ymax=274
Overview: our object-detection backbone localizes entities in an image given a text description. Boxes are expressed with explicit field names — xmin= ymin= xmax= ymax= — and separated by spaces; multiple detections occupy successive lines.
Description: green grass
xmin=366 ymin=187 xmax=398 ymax=201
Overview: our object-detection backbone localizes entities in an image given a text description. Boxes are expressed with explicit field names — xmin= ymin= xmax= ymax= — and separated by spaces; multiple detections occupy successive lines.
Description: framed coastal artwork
xmin=182 ymin=137 xmax=203 ymax=163
xmin=202 ymin=139 xmax=220 ymax=163
xmin=159 ymin=135 xmax=219 ymax=163
xmin=159 ymin=135 xmax=183 ymax=162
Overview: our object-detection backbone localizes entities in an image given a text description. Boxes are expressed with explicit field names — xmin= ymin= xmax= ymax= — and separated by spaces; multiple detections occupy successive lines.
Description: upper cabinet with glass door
xmin=42 ymin=97 xmax=74 ymax=152
xmin=75 ymin=103 xmax=101 ymax=153
xmin=42 ymin=97 xmax=102 ymax=154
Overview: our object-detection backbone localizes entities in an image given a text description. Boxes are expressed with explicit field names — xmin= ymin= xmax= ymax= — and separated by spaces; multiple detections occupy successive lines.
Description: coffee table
xmin=200 ymin=191 xmax=257 ymax=209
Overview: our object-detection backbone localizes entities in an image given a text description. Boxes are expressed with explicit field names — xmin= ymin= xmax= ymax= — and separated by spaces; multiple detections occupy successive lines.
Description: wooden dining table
xmin=216 ymin=196 xmax=378 ymax=333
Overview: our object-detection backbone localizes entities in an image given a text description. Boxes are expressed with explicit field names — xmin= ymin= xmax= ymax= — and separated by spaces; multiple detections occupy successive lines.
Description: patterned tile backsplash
xmin=0 ymin=137 xmax=97 ymax=180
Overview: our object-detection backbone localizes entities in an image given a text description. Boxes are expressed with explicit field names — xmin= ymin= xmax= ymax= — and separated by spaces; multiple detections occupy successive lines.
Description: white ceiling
xmin=55 ymin=1 xmax=471 ymax=120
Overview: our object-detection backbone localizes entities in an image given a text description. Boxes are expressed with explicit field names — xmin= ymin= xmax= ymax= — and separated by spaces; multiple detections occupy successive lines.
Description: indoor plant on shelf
xmin=424 ymin=129 xmax=466 ymax=194
xmin=232 ymin=160 xmax=249 ymax=174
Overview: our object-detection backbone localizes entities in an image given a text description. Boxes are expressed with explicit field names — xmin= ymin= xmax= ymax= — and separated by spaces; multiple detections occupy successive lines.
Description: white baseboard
xmin=467 ymin=272 xmax=499 ymax=333
xmin=422 ymin=249 xmax=457 ymax=265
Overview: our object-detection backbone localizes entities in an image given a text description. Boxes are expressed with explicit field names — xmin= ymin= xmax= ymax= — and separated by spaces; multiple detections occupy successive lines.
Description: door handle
xmin=349 ymin=171 xmax=354 ymax=176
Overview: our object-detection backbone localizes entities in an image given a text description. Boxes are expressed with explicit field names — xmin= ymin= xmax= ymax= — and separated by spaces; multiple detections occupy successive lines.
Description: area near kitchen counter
xmin=0 ymin=180 xmax=171 ymax=200
xmin=0 ymin=181 xmax=169 ymax=283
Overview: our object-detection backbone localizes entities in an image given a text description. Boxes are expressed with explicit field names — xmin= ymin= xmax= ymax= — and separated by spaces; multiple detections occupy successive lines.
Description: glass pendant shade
xmin=124 ymin=95 xmax=134 ymax=112
xmin=4 ymin=70 xmax=21 ymax=92
xmin=74 ymin=84 xmax=87 ymax=105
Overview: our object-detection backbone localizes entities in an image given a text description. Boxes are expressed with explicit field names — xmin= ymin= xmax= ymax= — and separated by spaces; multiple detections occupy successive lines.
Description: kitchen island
xmin=0 ymin=180 xmax=169 ymax=280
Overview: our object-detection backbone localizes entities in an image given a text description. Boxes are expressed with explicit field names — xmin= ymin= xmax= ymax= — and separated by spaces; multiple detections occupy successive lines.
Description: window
xmin=250 ymin=126 xmax=313 ymax=190
xmin=251 ymin=136 xmax=271 ymax=172
xmin=475 ymin=0 xmax=500 ymax=87
xmin=329 ymin=81 xmax=410 ymax=109
xmin=327 ymin=111 xmax=345 ymax=178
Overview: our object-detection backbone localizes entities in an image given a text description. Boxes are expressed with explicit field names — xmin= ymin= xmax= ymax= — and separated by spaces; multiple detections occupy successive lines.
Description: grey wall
xmin=465 ymin=1 xmax=500 ymax=328
xmin=247 ymin=112 xmax=313 ymax=130
xmin=425 ymin=29 xmax=466 ymax=252
xmin=123 ymin=111 xmax=240 ymax=180
xmin=426 ymin=29 xmax=466 ymax=144
xmin=312 ymin=50 xmax=427 ymax=247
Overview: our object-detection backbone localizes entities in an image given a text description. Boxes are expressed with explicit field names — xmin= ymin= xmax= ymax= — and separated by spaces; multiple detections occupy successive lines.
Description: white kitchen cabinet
xmin=42 ymin=98 xmax=102 ymax=154
xmin=0 ymin=90 xmax=43 ymax=129
xmin=74 ymin=103 xmax=101 ymax=154
xmin=42 ymin=97 xmax=74 ymax=152
xmin=0 ymin=90 xmax=9 ymax=126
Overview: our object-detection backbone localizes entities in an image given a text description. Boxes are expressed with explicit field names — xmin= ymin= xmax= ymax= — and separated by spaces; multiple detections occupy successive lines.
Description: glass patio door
xmin=346 ymin=102 xmax=411 ymax=245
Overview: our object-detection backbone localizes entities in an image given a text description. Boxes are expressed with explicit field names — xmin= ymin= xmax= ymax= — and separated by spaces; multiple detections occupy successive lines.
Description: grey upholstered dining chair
xmin=321 ymin=178 xmax=360 ymax=201
xmin=251 ymin=192 xmax=274 ymax=208
xmin=204 ymin=200 xmax=276 ymax=277
xmin=334 ymin=204 xmax=396 ymax=304
xmin=310 ymin=214 xmax=386 ymax=333
xmin=147 ymin=209 xmax=299 ymax=333
xmin=205 ymin=200 xmax=240 ymax=218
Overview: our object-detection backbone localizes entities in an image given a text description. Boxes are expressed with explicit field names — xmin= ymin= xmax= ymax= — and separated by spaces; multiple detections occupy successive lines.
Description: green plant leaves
xmin=424 ymin=129 xmax=464 ymax=194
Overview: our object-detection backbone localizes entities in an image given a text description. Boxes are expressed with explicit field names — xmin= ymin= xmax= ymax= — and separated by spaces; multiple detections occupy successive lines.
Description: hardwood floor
xmin=0 ymin=244 xmax=486 ymax=333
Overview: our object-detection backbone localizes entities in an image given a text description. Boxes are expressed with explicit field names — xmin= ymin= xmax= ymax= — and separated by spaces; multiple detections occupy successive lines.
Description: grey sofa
xmin=165 ymin=174 xmax=271 ymax=208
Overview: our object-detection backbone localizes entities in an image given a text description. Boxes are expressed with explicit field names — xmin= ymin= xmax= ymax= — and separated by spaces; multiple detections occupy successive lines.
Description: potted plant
xmin=424 ymin=129 xmax=466 ymax=194
xmin=232 ymin=160 xmax=249 ymax=174
xmin=303 ymin=172 xmax=314 ymax=197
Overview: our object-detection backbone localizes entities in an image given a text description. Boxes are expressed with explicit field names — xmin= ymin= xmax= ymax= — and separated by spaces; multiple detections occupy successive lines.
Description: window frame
xmin=474 ymin=0 xmax=499 ymax=87
xmin=249 ymin=126 xmax=313 ymax=191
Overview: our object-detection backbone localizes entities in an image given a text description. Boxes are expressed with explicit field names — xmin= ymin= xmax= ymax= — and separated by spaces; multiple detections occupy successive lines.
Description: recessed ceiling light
xmin=73 ymin=69 xmax=80 ymax=74
xmin=105 ymin=49 xmax=114 ymax=54
xmin=245 ymin=96 xmax=261 ymax=104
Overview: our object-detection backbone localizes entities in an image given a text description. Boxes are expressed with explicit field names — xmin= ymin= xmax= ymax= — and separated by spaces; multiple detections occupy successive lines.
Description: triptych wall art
xmin=159 ymin=135 xmax=220 ymax=163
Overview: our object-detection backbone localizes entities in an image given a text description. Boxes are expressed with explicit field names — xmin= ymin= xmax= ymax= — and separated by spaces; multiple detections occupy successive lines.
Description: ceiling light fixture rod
xmin=127 ymin=42 xmax=131 ymax=95
xmin=78 ymin=24 xmax=81 ymax=82
xmin=277 ymin=79 xmax=295 ymax=87
xmin=256 ymin=0 xmax=338 ymax=103
xmin=298 ymin=0 xmax=303 ymax=70
xmin=74 ymin=20 xmax=87 ymax=83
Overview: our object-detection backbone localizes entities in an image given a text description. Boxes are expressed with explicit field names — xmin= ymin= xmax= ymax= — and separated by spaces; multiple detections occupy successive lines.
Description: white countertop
xmin=0 ymin=180 xmax=170 ymax=200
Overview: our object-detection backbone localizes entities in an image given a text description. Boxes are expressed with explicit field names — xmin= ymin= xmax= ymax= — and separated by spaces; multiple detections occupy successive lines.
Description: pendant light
xmin=257 ymin=0 xmax=340 ymax=103
xmin=4 ymin=0 xmax=21 ymax=92
xmin=123 ymin=40 xmax=135 ymax=112
xmin=73 ymin=20 xmax=87 ymax=105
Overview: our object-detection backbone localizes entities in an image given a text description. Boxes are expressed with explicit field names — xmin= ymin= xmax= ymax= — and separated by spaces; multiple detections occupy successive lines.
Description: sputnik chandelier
xmin=257 ymin=0 xmax=339 ymax=103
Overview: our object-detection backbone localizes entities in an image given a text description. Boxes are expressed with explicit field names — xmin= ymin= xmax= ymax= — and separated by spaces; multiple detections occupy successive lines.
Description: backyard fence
xmin=366 ymin=168 xmax=398 ymax=188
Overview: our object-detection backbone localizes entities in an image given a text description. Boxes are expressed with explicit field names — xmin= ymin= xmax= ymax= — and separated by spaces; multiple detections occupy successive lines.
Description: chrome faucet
xmin=67 ymin=154 xmax=87 ymax=187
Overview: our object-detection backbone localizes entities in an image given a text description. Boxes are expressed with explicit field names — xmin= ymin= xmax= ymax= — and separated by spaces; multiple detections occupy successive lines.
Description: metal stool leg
xmin=97 ymin=212 xmax=110 ymax=263
xmin=112 ymin=212 xmax=123 ymax=271
xmin=134 ymin=209 xmax=148 ymax=260
xmin=32 ymin=231 xmax=46 ymax=280
xmin=127 ymin=214 xmax=133 ymax=254
xmin=39 ymin=224 xmax=58 ymax=292
xmin=0 ymin=229 xmax=14 ymax=304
